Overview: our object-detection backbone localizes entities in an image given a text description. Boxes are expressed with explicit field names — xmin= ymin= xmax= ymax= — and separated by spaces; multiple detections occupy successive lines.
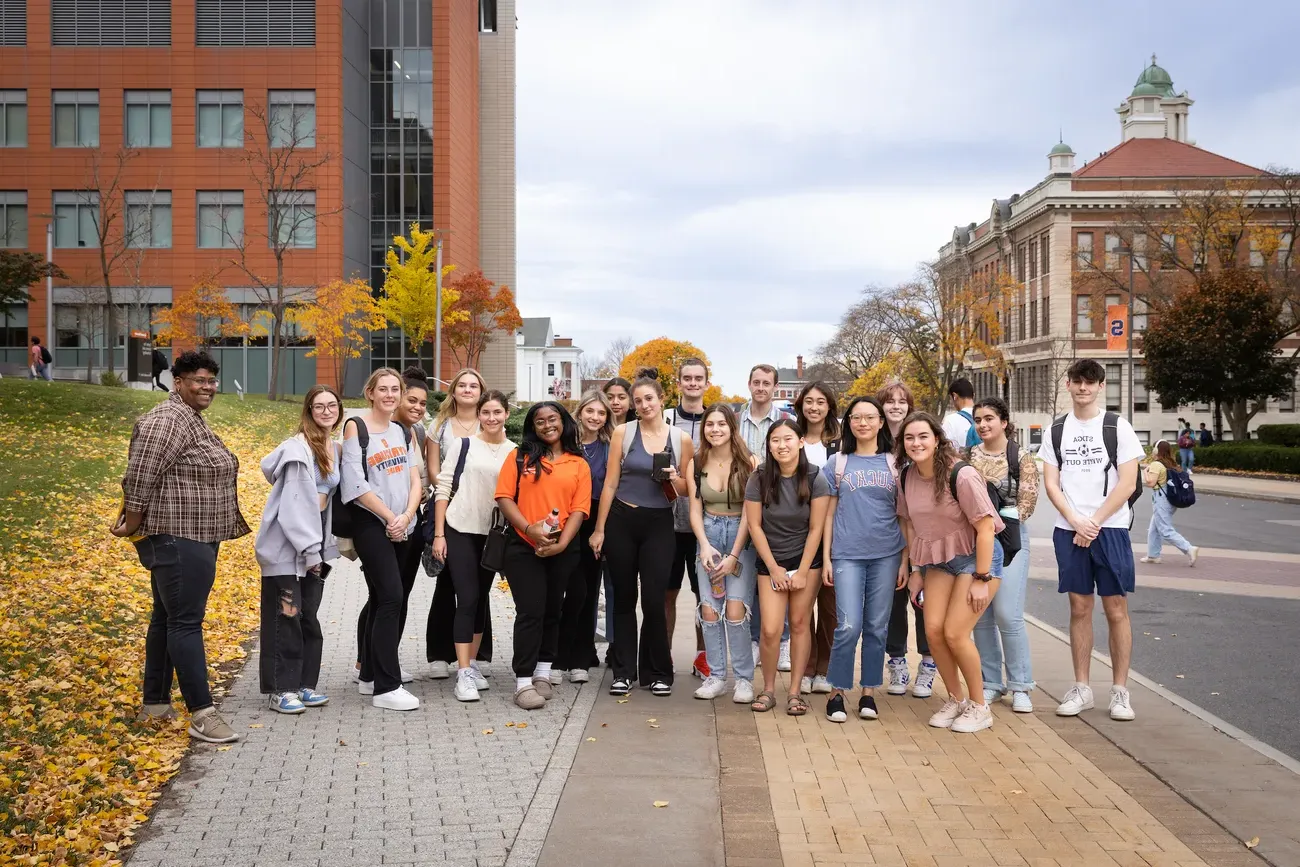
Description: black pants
xmin=503 ymin=533 xmax=578 ymax=678
xmin=605 ymin=500 xmax=675 ymax=686
xmin=555 ymin=523 xmax=592 ymax=671
xmin=427 ymin=564 xmax=494 ymax=662
xmin=352 ymin=508 xmax=411 ymax=694
xmin=356 ymin=507 xmax=424 ymax=667
xmin=885 ymin=585 xmax=929 ymax=657
xmin=447 ymin=526 xmax=494 ymax=644
xmin=670 ymin=531 xmax=699 ymax=596
xmin=572 ymin=520 xmax=604 ymax=669
xmin=135 ymin=535 xmax=219 ymax=712
xmin=259 ymin=569 xmax=326 ymax=694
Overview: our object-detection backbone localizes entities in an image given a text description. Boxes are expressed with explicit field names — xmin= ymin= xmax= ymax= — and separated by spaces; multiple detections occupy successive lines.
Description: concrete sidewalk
xmin=1190 ymin=471 xmax=1300 ymax=504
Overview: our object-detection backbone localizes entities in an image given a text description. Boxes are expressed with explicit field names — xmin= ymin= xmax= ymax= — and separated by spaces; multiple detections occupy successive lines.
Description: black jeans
xmin=447 ymin=525 xmax=494 ymax=644
xmin=572 ymin=519 xmax=603 ymax=669
xmin=352 ymin=508 xmax=411 ymax=694
xmin=357 ymin=506 xmax=422 ymax=665
xmin=605 ymin=500 xmax=675 ymax=686
xmin=554 ymin=527 xmax=591 ymax=672
xmin=503 ymin=533 xmax=578 ymax=678
xmin=885 ymin=585 xmax=929 ymax=657
xmin=259 ymin=569 xmax=326 ymax=694
xmin=135 ymin=535 xmax=219 ymax=712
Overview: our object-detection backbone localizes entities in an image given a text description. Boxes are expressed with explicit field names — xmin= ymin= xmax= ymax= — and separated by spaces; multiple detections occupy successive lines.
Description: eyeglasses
xmin=849 ymin=414 xmax=881 ymax=424
xmin=185 ymin=377 xmax=220 ymax=389
xmin=311 ymin=402 xmax=340 ymax=412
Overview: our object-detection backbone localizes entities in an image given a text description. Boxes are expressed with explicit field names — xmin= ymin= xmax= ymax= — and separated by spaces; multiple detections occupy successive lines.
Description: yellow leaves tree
xmin=377 ymin=223 xmax=464 ymax=361
xmin=153 ymin=276 xmax=250 ymax=348
xmin=619 ymin=337 xmax=714 ymax=407
xmin=845 ymin=350 xmax=940 ymax=411
xmin=289 ymin=277 xmax=386 ymax=393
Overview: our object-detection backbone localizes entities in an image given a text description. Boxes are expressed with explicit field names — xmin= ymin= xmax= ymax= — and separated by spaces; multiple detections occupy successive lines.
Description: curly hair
xmin=894 ymin=411 xmax=956 ymax=503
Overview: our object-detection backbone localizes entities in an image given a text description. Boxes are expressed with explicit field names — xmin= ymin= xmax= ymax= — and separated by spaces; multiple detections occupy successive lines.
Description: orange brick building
xmin=0 ymin=0 xmax=516 ymax=395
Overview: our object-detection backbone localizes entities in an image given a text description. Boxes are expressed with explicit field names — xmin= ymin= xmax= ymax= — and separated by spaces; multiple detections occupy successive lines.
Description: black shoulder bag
xmin=481 ymin=452 xmax=524 ymax=574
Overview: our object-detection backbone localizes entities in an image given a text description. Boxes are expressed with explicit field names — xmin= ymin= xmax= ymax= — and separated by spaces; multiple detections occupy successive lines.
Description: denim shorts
xmin=921 ymin=540 xmax=1004 ymax=578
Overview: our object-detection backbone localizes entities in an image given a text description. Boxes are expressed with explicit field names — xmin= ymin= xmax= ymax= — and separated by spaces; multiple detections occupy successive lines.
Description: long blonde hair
xmin=575 ymin=389 xmax=615 ymax=443
xmin=299 ymin=384 xmax=342 ymax=474
xmin=433 ymin=368 xmax=487 ymax=432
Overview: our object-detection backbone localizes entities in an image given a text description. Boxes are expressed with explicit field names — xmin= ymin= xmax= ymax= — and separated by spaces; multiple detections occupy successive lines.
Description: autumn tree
xmin=813 ymin=298 xmax=897 ymax=382
xmin=289 ymin=277 xmax=386 ymax=393
xmin=1142 ymin=270 xmax=1297 ymax=440
xmin=844 ymin=350 xmax=940 ymax=410
xmin=443 ymin=269 xmax=523 ymax=370
xmin=153 ymin=276 xmax=250 ymax=349
xmin=378 ymin=223 xmax=462 ymax=363
xmin=1 ymin=251 xmax=67 ymax=306
xmin=618 ymin=337 xmax=717 ymax=407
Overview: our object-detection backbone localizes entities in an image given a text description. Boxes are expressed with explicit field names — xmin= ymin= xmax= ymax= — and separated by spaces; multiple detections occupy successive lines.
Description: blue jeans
xmin=1147 ymin=489 xmax=1191 ymax=558
xmin=973 ymin=525 xmax=1034 ymax=693
xmin=135 ymin=534 xmax=220 ymax=712
xmin=695 ymin=513 xmax=757 ymax=681
xmin=827 ymin=551 xmax=904 ymax=691
xmin=1178 ymin=447 xmax=1194 ymax=472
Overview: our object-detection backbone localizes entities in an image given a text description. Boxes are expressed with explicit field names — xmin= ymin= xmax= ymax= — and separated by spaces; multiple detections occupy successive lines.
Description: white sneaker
xmin=752 ymin=641 xmax=761 ymax=669
xmin=352 ymin=665 xmax=362 ymax=683
xmin=928 ymin=697 xmax=966 ymax=729
xmin=401 ymin=667 xmax=414 ymax=683
xmin=454 ymin=671 xmax=480 ymax=702
xmin=951 ymin=702 xmax=994 ymax=734
xmin=800 ymin=676 xmax=812 ymax=695
xmin=372 ymin=686 xmax=419 ymax=711
xmin=1139 ymin=556 xmax=1162 ymax=564
xmin=1109 ymin=685 xmax=1136 ymax=721
xmin=569 ymin=668 xmax=590 ymax=683
xmin=912 ymin=661 xmax=937 ymax=698
xmin=777 ymin=639 xmax=792 ymax=672
xmin=1011 ymin=691 xmax=1034 ymax=713
xmin=694 ymin=675 xmax=727 ymax=700
xmin=469 ymin=663 xmax=489 ymax=691
xmin=886 ymin=657 xmax=909 ymax=695
xmin=1055 ymin=684 xmax=1095 ymax=717
xmin=548 ymin=669 xmax=563 ymax=686
xmin=811 ymin=675 xmax=833 ymax=694
xmin=357 ymin=680 xmax=374 ymax=696
xmin=1187 ymin=546 xmax=1199 ymax=567
xmin=429 ymin=660 xmax=451 ymax=679
xmin=983 ymin=687 xmax=1002 ymax=705
xmin=732 ymin=680 xmax=755 ymax=704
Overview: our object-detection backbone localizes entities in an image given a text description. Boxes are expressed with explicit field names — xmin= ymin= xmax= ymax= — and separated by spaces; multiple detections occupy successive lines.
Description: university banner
xmin=1106 ymin=304 xmax=1128 ymax=351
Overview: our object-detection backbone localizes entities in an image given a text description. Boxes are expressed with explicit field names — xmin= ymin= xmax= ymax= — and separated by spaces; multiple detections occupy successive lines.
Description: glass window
xmin=0 ymin=192 xmax=28 ymax=247
xmin=1280 ymin=233 xmax=1293 ymax=268
xmin=1040 ymin=235 xmax=1050 ymax=275
xmin=1133 ymin=233 xmax=1148 ymax=270
xmin=196 ymin=90 xmax=243 ymax=147
xmin=1106 ymin=364 xmax=1122 ymax=412
xmin=1029 ymin=241 xmax=1038 ymax=279
xmin=270 ymin=190 xmax=315 ymax=248
xmin=1133 ymin=295 xmax=1149 ymax=332
xmin=1250 ymin=236 xmax=1265 ymax=268
xmin=268 ymin=90 xmax=316 ymax=147
xmin=197 ymin=191 xmax=243 ymax=247
xmin=1134 ymin=363 xmax=1149 ymax=413
xmin=1075 ymin=232 xmax=1092 ymax=267
xmin=1160 ymin=233 xmax=1177 ymax=267
xmin=1 ymin=91 xmax=27 ymax=147
xmin=52 ymin=90 xmax=99 ymax=147
xmin=1042 ymin=295 xmax=1050 ymax=335
xmin=1030 ymin=299 xmax=1038 ymax=338
xmin=1105 ymin=293 xmax=1120 ymax=311
xmin=1104 ymin=233 xmax=1120 ymax=270
xmin=1075 ymin=295 xmax=1090 ymax=333
xmin=125 ymin=191 xmax=172 ymax=248
xmin=53 ymin=191 xmax=99 ymax=247
xmin=124 ymin=91 xmax=171 ymax=147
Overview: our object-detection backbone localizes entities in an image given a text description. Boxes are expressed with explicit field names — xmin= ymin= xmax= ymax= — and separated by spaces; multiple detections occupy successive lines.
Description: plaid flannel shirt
xmin=121 ymin=392 xmax=250 ymax=542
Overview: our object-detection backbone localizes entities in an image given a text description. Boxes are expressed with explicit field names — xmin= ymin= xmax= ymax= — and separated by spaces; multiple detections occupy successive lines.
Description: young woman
xmin=558 ymin=390 xmax=615 ymax=682
xmin=745 ymin=420 xmax=831 ymax=715
xmin=494 ymin=403 xmax=592 ymax=710
xmin=255 ymin=385 xmax=342 ymax=714
xmin=794 ymin=382 xmax=840 ymax=694
xmin=1140 ymin=440 xmax=1200 ymax=566
xmin=968 ymin=397 xmax=1039 ymax=714
xmin=603 ymin=376 xmax=632 ymax=427
xmin=432 ymin=390 xmax=515 ymax=702
xmin=591 ymin=369 xmax=694 ymax=697
xmin=687 ymin=404 xmax=758 ymax=704
xmin=896 ymin=412 xmax=1004 ymax=733
xmin=341 ymin=368 xmax=424 ymax=711
xmin=820 ymin=397 xmax=907 ymax=723
xmin=876 ymin=381 xmax=934 ymax=698
xmin=426 ymin=368 xmax=489 ymax=678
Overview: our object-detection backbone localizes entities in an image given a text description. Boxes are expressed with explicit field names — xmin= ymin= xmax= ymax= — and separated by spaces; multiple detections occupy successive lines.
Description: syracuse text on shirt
xmin=1062 ymin=433 xmax=1107 ymax=469
xmin=368 ymin=438 xmax=409 ymax=476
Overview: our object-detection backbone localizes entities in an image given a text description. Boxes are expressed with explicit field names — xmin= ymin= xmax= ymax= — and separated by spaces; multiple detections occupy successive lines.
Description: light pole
xmin=1116 ymin=244 xmax=1136 ymax=424
xmin=34 ymin=214 xmax=57 ymax=379
xmin=433 ymin=236 xmax=443 ymax=384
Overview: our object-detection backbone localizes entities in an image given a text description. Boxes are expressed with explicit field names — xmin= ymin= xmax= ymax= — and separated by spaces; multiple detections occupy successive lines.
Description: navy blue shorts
xmin=1053 ymin=527 xmax=1135 ymax=597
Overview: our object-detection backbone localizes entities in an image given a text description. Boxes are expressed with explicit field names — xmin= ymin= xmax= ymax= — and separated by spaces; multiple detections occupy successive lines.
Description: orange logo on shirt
xmin=368 ymin=438 xmax=409 ymax=476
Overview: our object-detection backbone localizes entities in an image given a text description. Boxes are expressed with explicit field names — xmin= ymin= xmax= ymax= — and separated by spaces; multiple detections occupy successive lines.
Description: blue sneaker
xmin=297 ymin=688 xmax=329 ymax=708
xmin=270 ymin=692 xmax=306 ymax=714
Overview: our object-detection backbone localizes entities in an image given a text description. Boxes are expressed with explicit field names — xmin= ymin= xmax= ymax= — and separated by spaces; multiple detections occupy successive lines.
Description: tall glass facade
xmin=368 ymin=0 xmax=434 ymax=373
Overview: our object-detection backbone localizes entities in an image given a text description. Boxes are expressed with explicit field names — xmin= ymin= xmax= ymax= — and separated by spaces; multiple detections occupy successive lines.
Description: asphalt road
xmin=1022 ymin=490 xmax=1300 ymax=763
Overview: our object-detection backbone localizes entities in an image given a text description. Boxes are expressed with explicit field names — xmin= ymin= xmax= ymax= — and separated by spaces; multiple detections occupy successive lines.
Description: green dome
xmin=1132 ymin=57 xmax=1175 ymax=97
xmin=1050 ymin=141 xmax=1074 ymax=155
xmin=1131 ymin=82 xmax=1162 ymax=97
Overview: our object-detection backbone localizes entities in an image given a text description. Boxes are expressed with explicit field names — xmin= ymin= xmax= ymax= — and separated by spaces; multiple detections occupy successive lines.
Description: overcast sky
xmin=514 ymin=1 xmax=1300 ymax=394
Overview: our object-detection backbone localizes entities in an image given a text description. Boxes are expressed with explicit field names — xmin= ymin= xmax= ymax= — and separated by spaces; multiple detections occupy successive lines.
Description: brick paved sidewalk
xmin=126 ymin=559 xmax=600 ymax=867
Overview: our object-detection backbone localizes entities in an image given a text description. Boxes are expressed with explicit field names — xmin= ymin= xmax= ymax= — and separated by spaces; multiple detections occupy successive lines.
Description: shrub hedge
xmin=1194 ymin=443 xmax=1300 ymax=474
xmin=1256 ymin=424 xmax=1300 ymax=448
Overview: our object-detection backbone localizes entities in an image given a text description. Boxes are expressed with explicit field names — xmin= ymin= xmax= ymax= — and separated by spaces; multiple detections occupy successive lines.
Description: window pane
xmin=222 ymin=104 xmax=243 ymax=146
xmin=80 ymin=105 xmax=99 ymax=146
xmin=269 ymin=103 xmax=289 ymax=146
xmin=7 ymin=104 xmax=27 ymax=145
xmin=198 ymin=205 xmax=220 ymax=246
xmin=225 ymin=205 xmax=243 ymax=245
xmin=79 ymin=205 xmax=98 ymax=247
xmin=125 ymin=104 xmax=148 ymax=146
xmin=197 ymin=105 xmax=219 ymax=146
xmin=54 ymin=104 xmax=76 ymax=145
xmin=151 ymin=105 xmax=171 ymax=146
xmin=296 ymin=206 xmax=315 ymax=247
xmin=55 ymin=205 xmax=76 ymax=246
xmin=296 ymin=105 xmax=316 ymax=146
xmin=5 ymin=205 xmax=27 ymax=246
xmin=153 ymin=205 xmax=172 ymax=247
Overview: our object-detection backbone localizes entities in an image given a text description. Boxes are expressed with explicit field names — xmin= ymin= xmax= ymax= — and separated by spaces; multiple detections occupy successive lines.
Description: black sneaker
xmin=650 ymin=680 xmax=672 ymax=697
xmin=858 ymin=695 xmax=879 ymax=720
xmin=826 ymin=694 xmax=847 ymax=723
xmin=610 ymin=678 xmax=632 ymax=696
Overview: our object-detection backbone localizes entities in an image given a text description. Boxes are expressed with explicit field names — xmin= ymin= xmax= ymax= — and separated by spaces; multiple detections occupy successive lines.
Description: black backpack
xmin=39 ymin=344 xmax=52 ymax=364
xmin=1050 ymin=411 xmax=1143 ymax=525
xmin=331 ymin=417 xmax=413 ymax=538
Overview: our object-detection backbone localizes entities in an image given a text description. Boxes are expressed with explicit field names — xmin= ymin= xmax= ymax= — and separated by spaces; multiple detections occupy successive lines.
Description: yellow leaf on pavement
xmin=652 ymin=801 xmax=669 ymax=808
xmin=1246 ymin=837 xmax=1260 ymax=849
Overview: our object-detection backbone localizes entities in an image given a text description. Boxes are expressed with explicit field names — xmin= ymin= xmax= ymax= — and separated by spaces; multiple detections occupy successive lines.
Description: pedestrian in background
xmin=1140 ymin=440 xmax=1200 ymax=566
xmin=29 ymin=336 xmax=52 ymax=381
xmin=942 ymin=377 xmax=978 ymax=448
xmin=603 ymin=376 xmax=632 ymax=427
xmin=794 ymin=381 xmax=840 ymax=695
xmin=1198 ymin=423 xmax=1214 ymax=448
xmin=1177 ymin=424 xmax=1196 ymax=474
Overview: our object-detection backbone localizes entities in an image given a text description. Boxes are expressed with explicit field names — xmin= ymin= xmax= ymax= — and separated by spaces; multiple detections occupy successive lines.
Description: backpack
xmin=957 ymin=409 xmax=980 ymax=449
xmin=1177 ymin=431 xmax=1194 ymax=449
xmin=39 ymin=344 xmax=52 ymax=364
xmin=1164 ymin=466 xmax=1196 ymax=509
xmin=331 ymin=417 xmax=413 ymax=538
xmin=1050 ymin=412 xmax=1143 ymax=521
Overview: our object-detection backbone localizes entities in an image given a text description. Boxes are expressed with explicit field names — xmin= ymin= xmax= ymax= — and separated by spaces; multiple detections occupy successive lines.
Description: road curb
xmin=1199 ymin=489 xmax=1300 ymax=506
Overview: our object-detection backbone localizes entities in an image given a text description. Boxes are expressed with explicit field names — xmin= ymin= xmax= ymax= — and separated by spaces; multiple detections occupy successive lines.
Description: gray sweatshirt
xmin=255 ymin=435 xmax=340 ymax=577
xmin=340 ymin=419 xmax=416 ymax=532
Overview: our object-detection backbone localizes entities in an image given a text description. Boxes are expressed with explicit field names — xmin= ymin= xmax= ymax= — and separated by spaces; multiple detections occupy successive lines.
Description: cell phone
xmin=651 ymin=451 xmax=672 ymax=481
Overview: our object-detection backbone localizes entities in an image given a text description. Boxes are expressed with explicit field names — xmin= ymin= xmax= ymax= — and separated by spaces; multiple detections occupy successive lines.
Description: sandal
xmin=786 ymin=695 xmax=809 ymax=716
xmin=750 ymin=691 xmax=776 ymax=713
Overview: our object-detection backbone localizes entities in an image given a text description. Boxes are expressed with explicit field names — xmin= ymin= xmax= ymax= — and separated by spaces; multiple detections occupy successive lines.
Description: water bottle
xmin=543 ymin=509 xmax=561 ymax=538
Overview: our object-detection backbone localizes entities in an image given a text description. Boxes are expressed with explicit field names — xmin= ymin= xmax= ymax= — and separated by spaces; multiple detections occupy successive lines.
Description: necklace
xmin=451 ymin=416 xmax=477 ymax=436
xmin=481 ymin=437 xmax=507 ymax=458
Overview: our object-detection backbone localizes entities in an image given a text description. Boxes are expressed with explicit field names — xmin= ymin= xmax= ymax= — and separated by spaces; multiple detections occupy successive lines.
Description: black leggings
xmin=885 ymin=585 xmax=929 ymax=657
xmin=503 ymin=534 xmax=578 ymax=678
xmin=605 ymin=500 xmax=675 ymax=686
xmin=356 ymin=509 xmax=420 ymax=668
xmin=351 ymin=508 xmax=411 ymax=695
xmin=571 ymin=520 xmax=604 ymax=669
xmin=446 ymin=525 xmax=493 ymax=645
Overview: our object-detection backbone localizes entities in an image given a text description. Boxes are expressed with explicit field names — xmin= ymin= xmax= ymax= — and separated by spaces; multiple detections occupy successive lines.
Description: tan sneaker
xmin=532 ymin=677 xmax=554 ymax=700
xmin=515 ymin=686 xmax=545 ymax=710
xmin=188 ymin=707 xmax=240 ymax=743
xmin=135 ymin=702 xmax=178 ymax=721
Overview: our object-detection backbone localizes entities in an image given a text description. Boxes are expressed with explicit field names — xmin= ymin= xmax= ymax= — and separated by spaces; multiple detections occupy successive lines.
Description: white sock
xmin=534 ymin=662 xmax=552 ymax=678
xmin=921 ymin=656 xmax=934 ymax=665
xmin=516 ymin=676 xmax=533 ymax=692
xmin=458 ymin=666 xmax=474 ymax=678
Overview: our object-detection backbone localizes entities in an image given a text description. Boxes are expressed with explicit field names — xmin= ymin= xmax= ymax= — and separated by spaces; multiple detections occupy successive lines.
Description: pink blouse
xmin=896 ymin=464 xmax=1004 ymax=566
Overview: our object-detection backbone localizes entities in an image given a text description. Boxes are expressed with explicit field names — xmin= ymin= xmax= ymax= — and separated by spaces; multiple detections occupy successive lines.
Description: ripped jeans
xmin=696 ymin=512 xmax=757 ymax=682
xmin=259 ymin=570 xmax=327 ymax=695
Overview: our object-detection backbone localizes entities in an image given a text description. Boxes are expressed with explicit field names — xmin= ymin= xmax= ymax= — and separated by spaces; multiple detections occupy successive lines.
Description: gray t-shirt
xmin=340 ymin=420 xmax=416 ymax=531
xmin=666 ymin=406 xmax=704 ymax=532
xmin=744 ymin=466 xmax=831 ymax=561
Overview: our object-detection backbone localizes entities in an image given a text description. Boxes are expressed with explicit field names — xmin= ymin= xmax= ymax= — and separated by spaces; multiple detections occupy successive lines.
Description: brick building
xmin=0 ymin=0 xmax=516 ymax=395
xmin=937 ymin=58 xmax=1297 ymax=446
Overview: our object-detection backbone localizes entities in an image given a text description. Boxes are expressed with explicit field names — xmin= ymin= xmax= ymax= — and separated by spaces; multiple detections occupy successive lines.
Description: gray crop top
xmin=615 ymin=425 xmax=671 ymax=509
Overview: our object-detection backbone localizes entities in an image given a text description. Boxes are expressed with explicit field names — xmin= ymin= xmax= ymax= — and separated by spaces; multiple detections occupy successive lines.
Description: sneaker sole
xmin=1055 ymin=701 xmax=1094 ymax=717
xmin=455 ymin=694 xmax=481 ymax=702
xmin=733 ymin=693 xmax=753 ymax=704
xmin=885 ymin=684 xmax=908 ymax=696
xmin=859 ymin=709 xmax=879 ymax=720
xmin=951 ymin=719 xmax=994 ymax=733
xmin=188 ymin=726 xmax=239 ymax=744
xmin=827 ymin=712 xmax=848 ymax=723
xmin=928 ymin=717 xmax=957 ymax=729
xmin=1110 ymin=710 xmax=1136 ymax=721
xmin=270 ymin=705 xmax=306 ymax=715
xmin=372 ymin=698 xmax=420 ymax=711
xmin=300 ymin=698 xmax=329 ymax=708
xmin=912 ymin=688 xmax=934 ymax=698
xmin=694 ymin=690 xmax=725 ymax=700
xmin=652 ymin=690 xmax=672 ymax=697
xmin=1012 ymin=704 xmax=1034 ymax=714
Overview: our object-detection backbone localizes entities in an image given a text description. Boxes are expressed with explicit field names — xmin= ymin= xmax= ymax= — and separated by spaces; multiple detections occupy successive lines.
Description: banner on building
xmin=1106 ymin=304 xmax=1128 ymax=352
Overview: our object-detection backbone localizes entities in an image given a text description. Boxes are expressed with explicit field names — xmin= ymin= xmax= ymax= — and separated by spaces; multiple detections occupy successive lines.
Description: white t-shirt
xmin=802 ymin=441 xmax=828 ymax=468
xmin=942 ymin=411 xmax=974 ymax=447
xmin=1041 ymin=411 xmax=1145 ymax=530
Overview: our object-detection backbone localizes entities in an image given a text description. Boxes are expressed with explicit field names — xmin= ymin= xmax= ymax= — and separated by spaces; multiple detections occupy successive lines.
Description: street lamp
xmin=1116 ymin=244 xmax=1137 ymax=424
xmin=34 ymin=213 xmax=57 ymax=379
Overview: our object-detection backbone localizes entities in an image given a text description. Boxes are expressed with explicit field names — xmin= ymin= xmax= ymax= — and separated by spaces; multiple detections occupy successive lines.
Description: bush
xmin=1257 ymin=424 xmax=1300 ymax=448
xmin=505 ymin=406 xmax=527 ymax=441
xmin=99 ymin=371 xmax=125 ymax=387
xmin=1195 ymin=444 xmax=1300 ymax=474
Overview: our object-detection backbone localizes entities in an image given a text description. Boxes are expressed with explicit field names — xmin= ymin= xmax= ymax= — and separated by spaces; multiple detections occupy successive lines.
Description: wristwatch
xmin=973 ymin=571 xmax=993 ymax=582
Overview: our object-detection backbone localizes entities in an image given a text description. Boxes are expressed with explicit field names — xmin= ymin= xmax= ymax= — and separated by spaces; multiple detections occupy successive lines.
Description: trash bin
xmin=127 ymin=330 xmax=152 ymax=388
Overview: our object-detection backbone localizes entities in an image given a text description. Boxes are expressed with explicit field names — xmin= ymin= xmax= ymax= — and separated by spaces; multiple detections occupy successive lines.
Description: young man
xmin=29 ymin=336 xmax=52 ymax=381
xmin=941 ymin=377 xmax=977 ymax=447
xmin=665 ymin=358 xmax=709 ymax=676
xmin=1041 ymin=359 xmax=1142 ymax=722
xmin=1197 ymin=423 xmax=1214 ymax=448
